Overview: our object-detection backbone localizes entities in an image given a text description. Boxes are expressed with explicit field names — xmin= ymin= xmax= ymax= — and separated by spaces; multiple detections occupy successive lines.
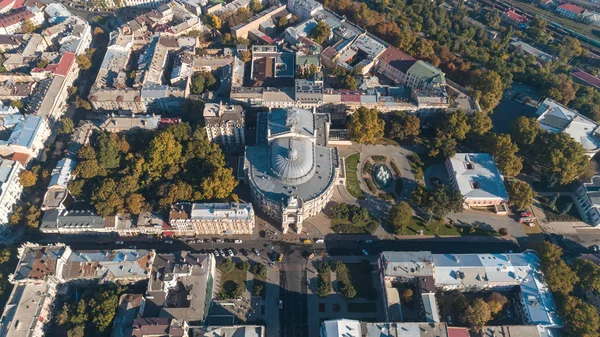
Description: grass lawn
xmin=345 ymin=153 xmax=364 ymax=199
xmin=346 ymin=261 xmax=377 ymax=299
xmin=220 ymin=267 xmax=248 ymax=292
xmin=374 ymin=138 xmax=399 ymax=146
xmin=400 ymin=217 xmax=499 ymax=236
xmin=347 ymin=302 xmax=377 ymax=313
xmin=539 ymin=196 xmax=582 ymax=222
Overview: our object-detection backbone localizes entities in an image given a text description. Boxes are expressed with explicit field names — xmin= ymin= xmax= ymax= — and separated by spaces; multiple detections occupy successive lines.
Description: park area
xmin=329 ymin=203 xmax=380 ymax=234
xmin=218 ymin=259 xmax=249 ymax=300
xmin=345 ymin=154 xmax=363 ymax=199
xmin=538 ymin=195 xmax=582 ymax=222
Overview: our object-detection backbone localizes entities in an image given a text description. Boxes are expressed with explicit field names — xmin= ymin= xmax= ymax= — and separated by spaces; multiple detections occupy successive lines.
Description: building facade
xmin=0 ymin=159 xmax=22 ymax=230
xmin=244 ymin=107 xmax=339 ymax=233
xmin=203 ymin=103 xmax=245 ymax=150
xmin=446 ymin=153 xmax=508 ymax=210
xmin=169 ymin=202 xmax=255 ymax=235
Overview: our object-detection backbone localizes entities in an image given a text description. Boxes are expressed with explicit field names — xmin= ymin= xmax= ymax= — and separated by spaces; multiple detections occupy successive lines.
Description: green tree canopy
xmin=460 ymin=298 xmax=492 ymax=332
xmin=560 ymin=295 xmax=600 ymax=337
xmin=58 ymin=117 xmax=75 ymax=135
xmin=537 ymin=242 xmax=578 ymax=295
xmin=19 ymin=170 xmax=37 ymax=187
xmin=389 ymin=201 xmax=412 ymax=234
xmin=511 ymin=116 xmax=540 ymax=146
xmin=573 ymin=259 xmax=600 ymax=294
xmin=348 ymin=107 xmax=385 ymax=144
xmin=485 ymin=134 xmax=523 ymax=177
xmin=441 ymin=110 xmax=470 ymax=140
xmin=487 ymin=292 xmax=508 ymax=315
xmin=309 ymin=21 xmax=331 ymax=44
xmin=471 ymin=70 xmax=504 ymax=113
xmin=387 ymin=112 xmax=420 ymax=140
xmin=76 ymin=54 xmax=92 ymax=70
xmin=537 ymin=132 xmax=588 ymax=185
xmin=468 ymin=111 xmax=492 ymax=136
xmin=506 ymin=180 xmax=535 ymax=210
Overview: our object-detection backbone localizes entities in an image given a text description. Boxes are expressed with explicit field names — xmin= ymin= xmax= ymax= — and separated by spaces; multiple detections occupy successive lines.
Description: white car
xmin=115 ymin=241 xmax=123 ymax=245
xmin=164 ymin=240 xmax=173 ymax=244
xmin=234 ymin=239 xmax=242 ymax=243
xmin=279 ymin=300 xmax=283 ymax=309
xmin=129 ymin=245 xmax=137 ymax=249
xmin=228 ymin=249 xmax=234 ymax=257
xmin=214 ymin=250 xmax=220 ymax=257
xmin=315 ymin=239 xmax=324 ymax=243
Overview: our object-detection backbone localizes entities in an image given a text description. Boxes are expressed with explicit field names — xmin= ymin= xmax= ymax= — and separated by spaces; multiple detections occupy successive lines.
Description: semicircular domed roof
xmin=270 ymin=137 xmax=314 ymax=183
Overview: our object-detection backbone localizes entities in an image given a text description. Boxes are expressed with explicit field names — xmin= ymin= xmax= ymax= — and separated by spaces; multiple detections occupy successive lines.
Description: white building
xmin=0 ymin=159 xmax=22 ymax=230
xmin=535 ymin=98 xmax=600 ymax=158
xmin=169 ymin=202 xmax=255 ymax=235
xmin=203 ymin=103 xmax=245 ymax=150
xmin=446 ymin=153 xmax=509 ymax=211
xmin=0 ymin=115 xmax=51 ymax=163
xmin=41 ymin=158 xmax=75 ymax=211
xmin=0 ymin=7 xmax=44 ymax=35
xmin=377 ymin=251 xmax=563 ymax=329
xmin=574 ymin=176 xmax=600 ymax=227
xmin=287 ymin=0 xmax=323 ymax=20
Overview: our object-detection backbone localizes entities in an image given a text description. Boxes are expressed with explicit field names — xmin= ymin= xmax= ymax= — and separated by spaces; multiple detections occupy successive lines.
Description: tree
xmin=460 ymin=298 xmax=491 ymax=332
xmin=428 ymin=132 xmax=457 ymax=158
xmin=21 ymin=18 xmax=35 ymax=34
xmin=277 ymin=16 xmax=288 ymax=28
xmin=340 ymin=75 xmax=357 ymax=90
xmin=487 ymin=292 xmax=508 ymax=315
xmin=75 ymin=96 xmax=92 ymax=110
xmin=76 ymin=54 xmax=92 ymax=70
xmin=538 ymin=132 xmax=588 ymax=185
xmin=240 ymin=50 xmax=252 ymax=63
xmin=574 ymin=259 xmax=600 ymax=294
xmin=9 ymin=100 xmax=23 ymax=109
xmin=158 ymin=181 xmax=193 ymax=208
xmin=471 ymin=70 xmax=504 ymax=112
xmin=58 ymin=117 xmax=74 ymax=135
xmin=36 ymin=59 xmax=49 ymax=68
xmin=253 ymin=284 xmax=264 ymax=296
xmin=238 ymin=260 xmax=251 ymax=271
xmin=252 ymin=263 xmax=267 ymax=278
xmin=511 ymin=117 xmax=540 ymax=146
xmin=71 ymin=299 xmax=88 ymax=325
xmin=389 ymin=201 xmax=412 ymax=234
xmin=56 ymin=304 xmax=71 ymax=325
xmin=145 ymin=132 xmax=182 ymax=180
xmin=498 ymin=227 xmax=508 ymax=236
xmin=220 ymin=259 xmax=235 ymax=273
xmin=249 ymin=0 xmax=263 ymax=12
xmin=387 ymin=112 xmax=420 ymax=140
xmin=90 ymin=287 xmax=119 ymax=331
xmin=537 ymin=241 xmax=578 ymax=295
xmin=506 ymin=180 xmax=535 ymax=210
xmin=205 ymin=14 xmax=222 ymax=30
xmin=93 ymin=27 xmax=104 ymax=36
xmin=348 ymin=107 xmax=385 ymax=144
xmin=19 ymin=170 xmax=37 ymax=187
xmin=74 ymin=160 xmax=102 ymax=179
xmin=468 ymin=111 xmax=492 ymax=136
xmin=561 ymin=295 xmax=600 ymax=337
xmin=67 ymin=325 xmax=85 ymax=337
xmin=126 ymin=193 xmax=145 ymax=214
xmin=200 ymin=167 xmax=238 ymax=200
xmin=0 ymin=248 xmax=10 ymax=264
xmin=402 ymin=288 xmax=414 ymax=303
xmin=441 ymin=110 xmax=470 ymax=140
xmin=309 ymin=21 xmax=331 ymax=44
xmin=96 ymin=132 xmax=122 ymax=170
xmin=485 ymin=134 xmax=523 ymax=176
xmin=411 ymin=185 xmax=464 ymax=221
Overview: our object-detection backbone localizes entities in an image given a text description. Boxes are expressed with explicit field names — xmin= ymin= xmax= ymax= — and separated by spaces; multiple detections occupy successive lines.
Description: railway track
xmin=474 ymin=0 xmax=600 ymax=55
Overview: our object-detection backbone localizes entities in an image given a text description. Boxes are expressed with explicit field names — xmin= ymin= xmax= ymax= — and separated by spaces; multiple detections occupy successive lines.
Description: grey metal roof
xmin=270 ymin=137 xmax=314 ymax=183
xmin=246 ymin=108 xmax=336 ymax=204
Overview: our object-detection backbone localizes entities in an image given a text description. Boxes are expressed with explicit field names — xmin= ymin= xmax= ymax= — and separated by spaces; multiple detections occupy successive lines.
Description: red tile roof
xmin=558 ymin=3 xmax=584 ymax=13
xmin=0 ymin=8 xmax=33 ymax=28
xmin=0 ymin=0 xmax=15 ymax=12
xmin=10 ymin=152 xmax=29 ymax=166
xmin=504 ymin=9 xmax=529 ymax=23
xmin=572 ymin=69 xmax=600 ymax=89
xmin=55 ymin=52 xmax=75 ymax=77
xmin=447 ymin=327 xmax=470 ymax=337
xmin=378 ymin=46 xmax=416 ymax=73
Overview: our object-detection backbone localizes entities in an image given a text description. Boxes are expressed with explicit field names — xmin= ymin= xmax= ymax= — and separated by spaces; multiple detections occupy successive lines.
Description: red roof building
xmin=557 ymin=3 xmax=585 ymax=18
xmin=0 ymin=7 xmax=33 ymax=28
xmin=31 ymin=53 xmax=76 ymax=78
xmin=502 ymin=9 xmax=530 ymax=28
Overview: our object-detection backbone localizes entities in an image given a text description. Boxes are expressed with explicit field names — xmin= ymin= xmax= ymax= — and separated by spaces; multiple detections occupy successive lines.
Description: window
xmin=470 ymin=181 xmax=480 ymax=189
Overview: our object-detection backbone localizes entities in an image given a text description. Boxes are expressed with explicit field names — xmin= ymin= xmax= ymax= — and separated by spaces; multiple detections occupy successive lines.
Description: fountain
xmin=372 ymin=163 xmax=393 ymax=190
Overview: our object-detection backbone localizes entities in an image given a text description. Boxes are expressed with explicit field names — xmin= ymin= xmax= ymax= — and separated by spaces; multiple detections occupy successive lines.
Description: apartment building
xmin=0 ymin=159 xmax=22 ymax=230
xmin=0 ymin=115 xmax=51 ymax=162
xmin=203 ymin=103 xmax=245 ymax=150
xmin=169 ymin=202 xmax=255 ymax=235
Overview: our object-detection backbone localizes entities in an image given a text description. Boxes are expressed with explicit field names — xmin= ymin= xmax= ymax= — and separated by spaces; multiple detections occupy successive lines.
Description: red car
xmin=520 ymin=211 xmax=532 ymax=217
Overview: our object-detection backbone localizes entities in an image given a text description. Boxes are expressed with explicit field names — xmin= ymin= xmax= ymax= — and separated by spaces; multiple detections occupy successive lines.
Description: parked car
xmin=524 ymin=221 xmax=535 ymax=227
xmin=234 ymin=239 xmax=242 ymax=243
xmin=164 ymin=240 xmax=173 ymax=244
xmin=252 ymin=248 xmax=260 ymax=256
xmin=365 ymin=240 xmax=373 ymax=243
xmin=228 ymin=249 xmax=234 ymax=257
xmin=279 ymin=300 xmax=283 ymax=309
xmin=520 ymin=211 xmax=532 ymax=217
xmin=215 ymin=239 xmax=224 ymax=243
xmin=196 ymin=239 xmax=204 ymax=243
xmin=315 ymin=239 xmax=324 ymax=243
xmin=214 ymin=250 xmax=220 ymax=257
xmin=129 ymin=245 xmax=137 ymax=249
xmin=362 ymin=249 xmax=369 ymax=256
xmin=219 ymin=249 xmax=225 ymax=256
xmin=115 ymin=241 xmax=124 ymax=245
xmin=591 ymin=245 xmax=600 ymax=252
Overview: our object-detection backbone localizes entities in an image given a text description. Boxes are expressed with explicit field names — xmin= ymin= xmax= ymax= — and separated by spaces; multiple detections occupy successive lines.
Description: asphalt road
xmin=279 ymin=244 xmax=308 ymax=337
